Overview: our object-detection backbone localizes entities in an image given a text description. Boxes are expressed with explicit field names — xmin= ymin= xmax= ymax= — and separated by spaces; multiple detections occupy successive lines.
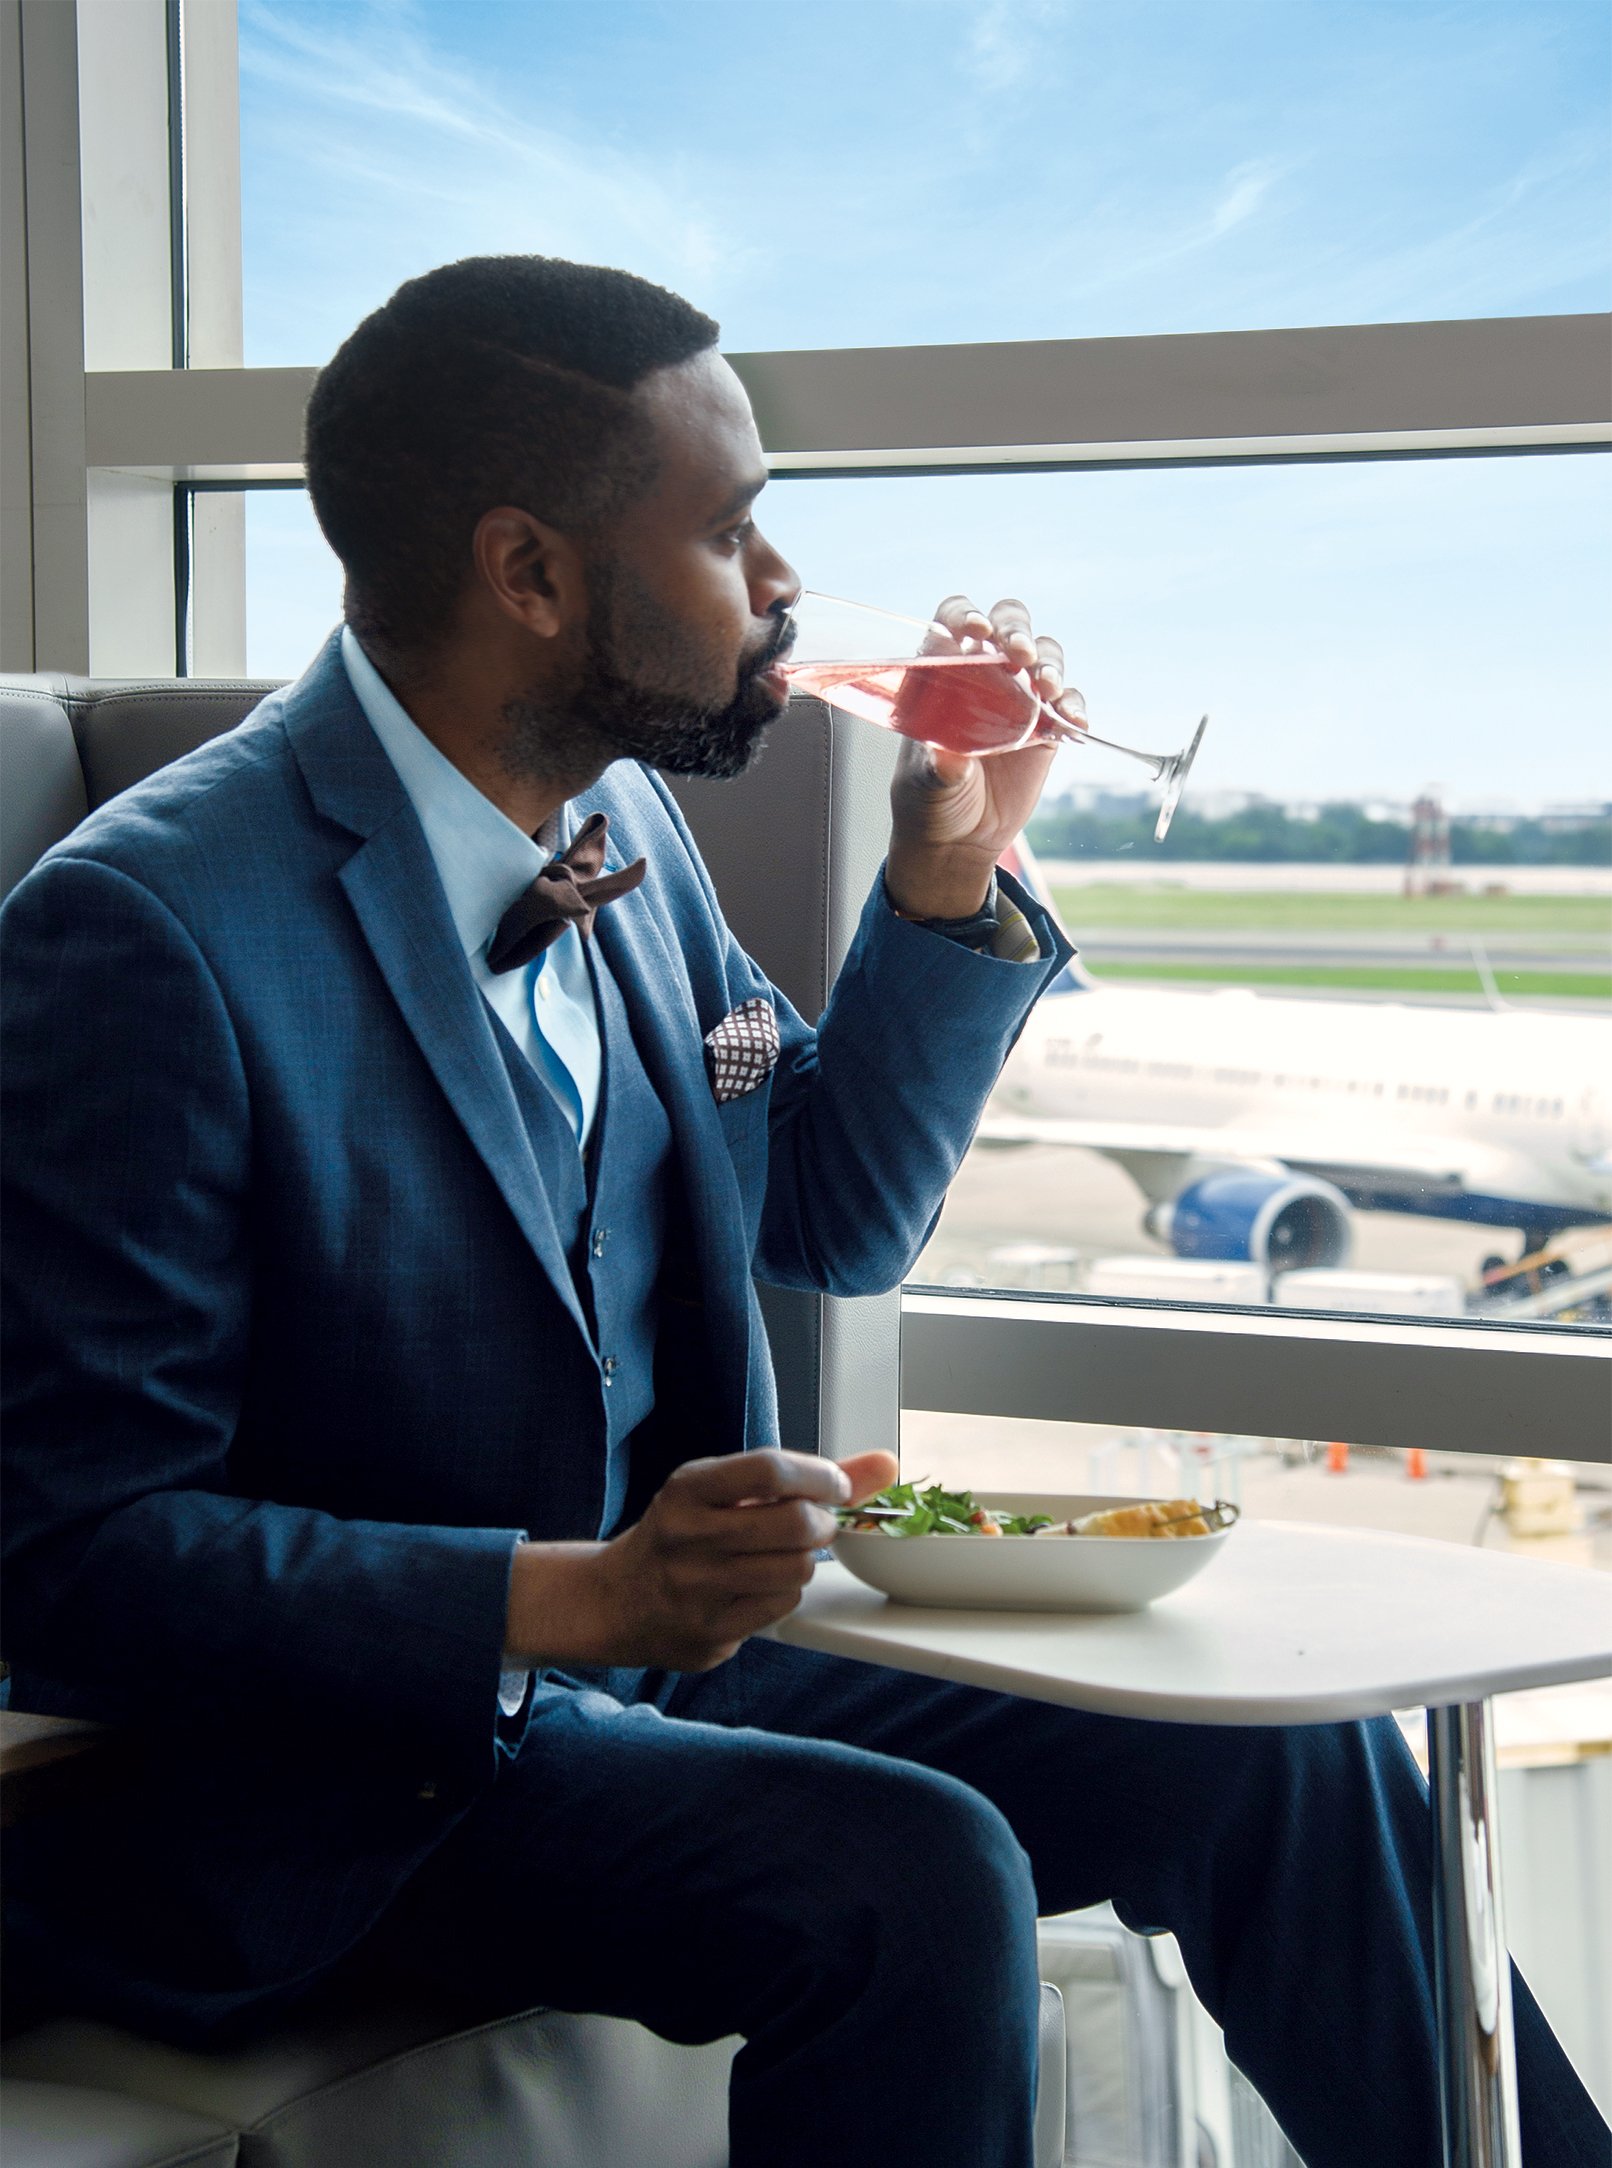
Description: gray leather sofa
xmin=0 ymin=672 xmax=1070 ymax=2168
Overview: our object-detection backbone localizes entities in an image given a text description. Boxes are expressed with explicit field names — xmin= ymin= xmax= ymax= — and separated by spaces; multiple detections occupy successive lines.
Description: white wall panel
xmin=77 ymin=0 xmax=170 ymax=371
xmin=18 ymin=0 xmax=89 ymax=672
xmin=86 ymin=470 xmax=173 ymax=674
xmin=1 ymin=1 xmax=34 ymax=666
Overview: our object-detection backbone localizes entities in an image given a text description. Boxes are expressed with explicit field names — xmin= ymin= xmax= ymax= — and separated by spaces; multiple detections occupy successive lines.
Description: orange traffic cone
xmin=1326 ymin=1441 xmax=1350 ymax=1475
xmin=1405 ymin=1448 xmax=1429 ymax=1481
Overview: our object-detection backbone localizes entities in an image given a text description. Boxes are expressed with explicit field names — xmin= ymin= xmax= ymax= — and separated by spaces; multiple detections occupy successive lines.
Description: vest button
xmin=602 ymin=1354 xmax=618 ymax=1385
xmin=416 ymin=1780 xmax=438 ymax=1801
xmin=592 ymin=1227 xmax=609 ymax=1259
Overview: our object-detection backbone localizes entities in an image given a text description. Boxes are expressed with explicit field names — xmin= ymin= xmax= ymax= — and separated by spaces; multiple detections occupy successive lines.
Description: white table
xmin=771 ymin=1521 xmax=1612 ymax=2168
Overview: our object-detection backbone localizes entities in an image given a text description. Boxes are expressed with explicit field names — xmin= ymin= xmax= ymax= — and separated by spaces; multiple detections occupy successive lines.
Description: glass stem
xmin=1037 ymin=704 xmax=1172 ymax=781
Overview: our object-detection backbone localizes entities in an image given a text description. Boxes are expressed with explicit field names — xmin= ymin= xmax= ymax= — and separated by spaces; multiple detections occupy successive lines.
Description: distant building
xmin=1185 ymin=788 xmax=1260 ymax=821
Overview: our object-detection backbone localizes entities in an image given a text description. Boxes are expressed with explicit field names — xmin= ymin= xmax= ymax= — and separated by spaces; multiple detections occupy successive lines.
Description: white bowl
xmin=831 ymin=1492 xmax=1233 ymax=1613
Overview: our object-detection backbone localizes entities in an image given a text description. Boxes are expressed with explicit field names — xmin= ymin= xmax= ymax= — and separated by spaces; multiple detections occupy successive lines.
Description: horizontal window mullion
xmin=736 ymin=316 xmax=1611 ymax=460
xmin=899 ymin=1293 xmax=1612 ymax=1465
xmin=83 ymin=314 xmax=1612 ymax=475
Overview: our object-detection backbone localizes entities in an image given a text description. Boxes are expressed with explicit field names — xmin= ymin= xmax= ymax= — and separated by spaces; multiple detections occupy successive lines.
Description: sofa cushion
xmin=0 ymin=2077 xmax=237 ymax=2168
xmin=64 ymin=682 xmax=273 ymax=813
xmin=2 ymin=1985 xmax=1069 ymax=2167
xmin=2 ymin=1999 xmax=737 ymax=2168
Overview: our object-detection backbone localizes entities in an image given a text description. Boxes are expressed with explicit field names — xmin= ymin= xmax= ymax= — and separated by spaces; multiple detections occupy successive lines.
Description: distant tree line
xmin=1026 ymin=800 xmax=1612 ymax=867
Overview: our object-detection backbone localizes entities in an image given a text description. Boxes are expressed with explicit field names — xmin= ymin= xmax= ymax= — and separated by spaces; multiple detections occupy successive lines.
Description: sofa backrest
xmin=0 ymin=674 xmax=897 ymax=1017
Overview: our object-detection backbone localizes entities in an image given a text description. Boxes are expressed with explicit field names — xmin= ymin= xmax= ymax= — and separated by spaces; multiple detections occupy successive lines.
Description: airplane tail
xmin=999 ymin=833 xmax=1096 ymax=994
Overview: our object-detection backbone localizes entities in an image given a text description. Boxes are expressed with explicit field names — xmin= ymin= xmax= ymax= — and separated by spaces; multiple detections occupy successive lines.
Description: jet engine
xmin=1144 ymin=1170 xmax=1353 ymax=1270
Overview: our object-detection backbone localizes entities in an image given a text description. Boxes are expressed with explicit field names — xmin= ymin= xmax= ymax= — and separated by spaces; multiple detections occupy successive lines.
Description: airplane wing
xmin=973 ymin=1113 xmax=1488 ymax=1198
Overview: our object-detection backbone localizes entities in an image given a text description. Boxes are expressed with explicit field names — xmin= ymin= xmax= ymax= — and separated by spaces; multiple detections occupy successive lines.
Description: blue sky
xmin=237 ymin=0 xmax=1611 ymax=807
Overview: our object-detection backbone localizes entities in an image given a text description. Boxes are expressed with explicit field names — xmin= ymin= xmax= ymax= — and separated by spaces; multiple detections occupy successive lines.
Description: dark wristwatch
xmin=886 ymin=875 xmax=1001 ymax=952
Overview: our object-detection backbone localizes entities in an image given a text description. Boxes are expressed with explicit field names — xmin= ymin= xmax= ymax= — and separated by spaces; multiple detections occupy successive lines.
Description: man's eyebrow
xmin=708 ymin=477 xmax=767 ymax=525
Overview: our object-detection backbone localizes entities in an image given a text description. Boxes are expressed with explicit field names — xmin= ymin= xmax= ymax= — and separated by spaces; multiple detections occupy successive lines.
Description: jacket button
xmin=601 ymin=1354 xmax=618 ymax=1386
xmin=592 ymin=1227 xmax=609 ymax=1259
xmin=416 ymin=1781 xmax=438 ymax=1801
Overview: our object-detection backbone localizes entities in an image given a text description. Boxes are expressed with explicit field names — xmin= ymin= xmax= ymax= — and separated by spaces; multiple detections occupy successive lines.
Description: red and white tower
xmin=1404 ymin=788 xmax=1452 ymax=897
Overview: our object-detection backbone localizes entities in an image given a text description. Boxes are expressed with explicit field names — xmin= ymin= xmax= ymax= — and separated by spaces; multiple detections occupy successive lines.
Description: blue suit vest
xmin=486 ymin=939 xmax=672 ymax=1535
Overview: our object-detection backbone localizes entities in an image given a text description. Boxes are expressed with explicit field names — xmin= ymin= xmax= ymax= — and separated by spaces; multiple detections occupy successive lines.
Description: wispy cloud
xmin=238 ymin=0 xmax=751 ymax=326
xmin=966 ymin=0 xmax=1063 ymax=93
xmin=1036 ymin=154 xmax=1294 ymax=313
xmin=1209 ymin=158 xmax=1282 ymax=237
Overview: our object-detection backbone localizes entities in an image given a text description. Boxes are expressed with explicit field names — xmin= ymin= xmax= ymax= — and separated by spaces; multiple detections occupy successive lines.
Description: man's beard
xmin=503 ymin=560 xmax=792 ymax=786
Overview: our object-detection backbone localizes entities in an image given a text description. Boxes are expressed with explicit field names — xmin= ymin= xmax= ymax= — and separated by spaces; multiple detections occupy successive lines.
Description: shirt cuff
xmin=984 ymin=880 xmax=1045 ymax=963
xmin=884 ymin=874 xmax=1044 ymax=963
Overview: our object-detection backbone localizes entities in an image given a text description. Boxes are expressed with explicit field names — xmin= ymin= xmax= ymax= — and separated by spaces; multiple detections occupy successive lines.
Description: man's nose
xmin=749 ymin=532 xmax=800 ymax=618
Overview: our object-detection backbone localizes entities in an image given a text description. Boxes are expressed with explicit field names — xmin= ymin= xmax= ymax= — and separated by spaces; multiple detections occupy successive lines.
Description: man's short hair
xmin=304 ymin=256 xmax=720 ymax=652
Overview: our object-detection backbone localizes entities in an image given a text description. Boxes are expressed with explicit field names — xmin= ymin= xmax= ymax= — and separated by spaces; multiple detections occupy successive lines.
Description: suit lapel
xmin=284 ymin=638 xmax=590 ymax=1343
xmin=587 ymin=808 xmax=755 ymax=1439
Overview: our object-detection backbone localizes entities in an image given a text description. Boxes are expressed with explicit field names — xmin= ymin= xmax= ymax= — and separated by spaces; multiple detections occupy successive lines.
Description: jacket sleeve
xmin=1 ymin=855 xmax=521 ymax=1787
xmin=752 ymin=867 xmax=1073 ymax=1294
xmin=639 ymin=766 xmax=1073 ymax=1298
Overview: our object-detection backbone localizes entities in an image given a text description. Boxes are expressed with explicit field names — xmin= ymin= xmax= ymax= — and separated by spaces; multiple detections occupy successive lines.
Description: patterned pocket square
xmin=704 ymin=997 xmax=780 ymax=1104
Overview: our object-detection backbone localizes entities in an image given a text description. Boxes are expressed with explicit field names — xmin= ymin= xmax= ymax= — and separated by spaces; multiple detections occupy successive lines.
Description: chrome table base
xmin=1429 ymin=1700 xmax=1523 ymax=2166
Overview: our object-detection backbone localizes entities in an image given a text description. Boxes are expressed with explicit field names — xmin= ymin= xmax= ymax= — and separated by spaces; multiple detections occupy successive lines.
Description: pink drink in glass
xmin=783 ymin=653 xmax=1065 ymax=756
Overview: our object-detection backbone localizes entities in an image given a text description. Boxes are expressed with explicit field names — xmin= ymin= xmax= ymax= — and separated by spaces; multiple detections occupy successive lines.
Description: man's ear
xmin=472 ymin=507 xmax=584 ymax=640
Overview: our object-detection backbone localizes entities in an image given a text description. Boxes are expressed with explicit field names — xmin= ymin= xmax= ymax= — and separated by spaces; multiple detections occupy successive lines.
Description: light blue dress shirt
xmin=340 ymin=628 xmax=601 ymax=1147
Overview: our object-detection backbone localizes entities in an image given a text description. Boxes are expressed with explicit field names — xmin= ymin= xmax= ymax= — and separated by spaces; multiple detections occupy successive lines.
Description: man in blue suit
xmin=4 ymin=257 xmax=1603 ymax=2166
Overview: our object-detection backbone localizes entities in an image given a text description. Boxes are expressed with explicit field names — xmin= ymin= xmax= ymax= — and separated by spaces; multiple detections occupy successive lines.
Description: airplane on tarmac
xmin=981 ymin=839 xmax=1612 ymax=1273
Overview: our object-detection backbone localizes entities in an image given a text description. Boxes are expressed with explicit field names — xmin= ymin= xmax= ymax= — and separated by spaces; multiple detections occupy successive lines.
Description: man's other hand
xmin=885 ymin=594 xmax=1084 ymax=922
xmin=505 ymin=1448 xmax=899 ymax=1676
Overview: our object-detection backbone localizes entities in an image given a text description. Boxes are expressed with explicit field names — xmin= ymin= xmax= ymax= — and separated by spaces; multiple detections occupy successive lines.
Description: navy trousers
xmin=355 ymin=1637 xmax=1607 ymax=2167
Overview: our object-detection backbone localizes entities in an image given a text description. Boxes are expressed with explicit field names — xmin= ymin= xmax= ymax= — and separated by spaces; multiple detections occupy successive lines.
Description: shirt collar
xmin=340 ymin=625 xmax=565 ymax=964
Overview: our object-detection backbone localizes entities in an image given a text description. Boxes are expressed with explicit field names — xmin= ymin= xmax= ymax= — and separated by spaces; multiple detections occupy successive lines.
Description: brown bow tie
xmin=486 ymin=812 xmax=647 ymax=975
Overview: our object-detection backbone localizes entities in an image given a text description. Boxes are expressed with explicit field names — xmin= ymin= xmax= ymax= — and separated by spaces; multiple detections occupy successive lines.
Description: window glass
xmin=898 ymin=1409 xmax=1612 ymax=1568
xmin=228 ymin=453 xmax=1612 ymax=1330
xmin=241 ymin=488 xmax=344 ymax=678
xmin=237 ymin=0 xmax=1611 ymax=366
xmin=760 ymin=455 xmax=1612 ymax=1327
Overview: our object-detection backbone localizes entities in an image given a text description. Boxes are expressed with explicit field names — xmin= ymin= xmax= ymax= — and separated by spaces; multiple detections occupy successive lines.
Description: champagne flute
xmin=780 ymin=592 xmax=1207 ymax=843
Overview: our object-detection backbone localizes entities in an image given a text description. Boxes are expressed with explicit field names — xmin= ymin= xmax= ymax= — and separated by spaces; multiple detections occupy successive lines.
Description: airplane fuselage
xmin=992 ymin=982 xmax=1612 ymax=1233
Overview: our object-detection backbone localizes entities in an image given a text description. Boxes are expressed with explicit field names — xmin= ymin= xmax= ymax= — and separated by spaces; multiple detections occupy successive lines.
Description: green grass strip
xmin=1050 ymin=886 xmax=1612 ymax=938
xmin=1083 ymin=961 xmax=1612 ymax=1000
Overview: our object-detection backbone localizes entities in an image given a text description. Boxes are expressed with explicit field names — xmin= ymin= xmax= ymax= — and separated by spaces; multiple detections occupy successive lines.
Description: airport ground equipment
xmin=0 ymin=674 xmax=1075 ymax=2166
xmin=772 ymin=1525 xmax=1612 ymax=2168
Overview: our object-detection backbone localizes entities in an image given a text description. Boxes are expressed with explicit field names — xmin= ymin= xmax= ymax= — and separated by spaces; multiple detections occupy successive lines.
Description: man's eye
xmin=719 ymin=520 xmax=755 ymax=550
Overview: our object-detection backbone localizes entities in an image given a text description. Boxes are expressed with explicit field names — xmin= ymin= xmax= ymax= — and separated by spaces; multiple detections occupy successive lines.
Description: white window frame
xmin=4 ymin=0 xmax=1609 ymax=1467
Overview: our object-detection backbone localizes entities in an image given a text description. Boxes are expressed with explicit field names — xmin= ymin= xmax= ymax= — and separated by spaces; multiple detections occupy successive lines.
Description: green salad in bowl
xmin=838 ymin=1480 xmax=1236 ymax=1541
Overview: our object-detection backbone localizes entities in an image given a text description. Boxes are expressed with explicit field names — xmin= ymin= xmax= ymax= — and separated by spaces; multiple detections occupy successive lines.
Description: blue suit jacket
xmin=0 ymin=634 xmax=1069 ymax=2039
